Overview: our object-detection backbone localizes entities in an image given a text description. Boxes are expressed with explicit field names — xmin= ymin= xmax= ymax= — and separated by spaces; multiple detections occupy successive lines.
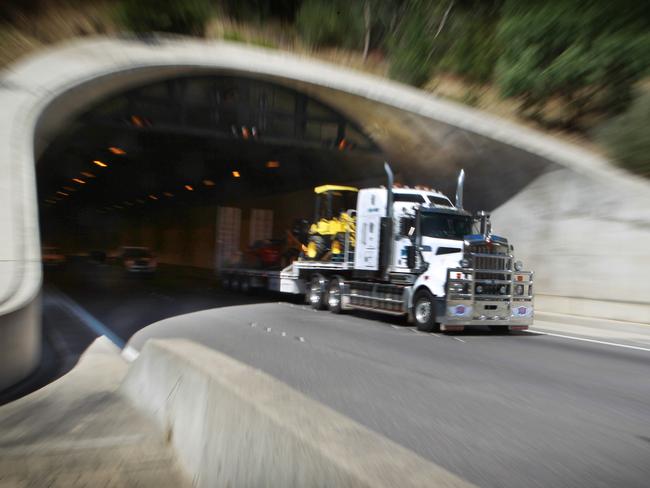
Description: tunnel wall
xmin=1 ymin=37 xmax=649 ymax=388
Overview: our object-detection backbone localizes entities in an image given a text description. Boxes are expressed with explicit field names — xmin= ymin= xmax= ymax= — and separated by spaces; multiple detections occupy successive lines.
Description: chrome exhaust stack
xmin=455 ymin=169 xmax=465 ymax=210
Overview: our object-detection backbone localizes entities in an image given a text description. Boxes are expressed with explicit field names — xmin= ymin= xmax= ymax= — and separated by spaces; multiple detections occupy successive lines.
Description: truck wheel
xmin=309 ymin=274 xmax=327 ymax=310
xmin=327 ymin=278 xmax=344 ymax=314
xmin=413 ymin=290 xmax=440 ymax=332
xmin=306 ymin=235 xmax=326 ymax=260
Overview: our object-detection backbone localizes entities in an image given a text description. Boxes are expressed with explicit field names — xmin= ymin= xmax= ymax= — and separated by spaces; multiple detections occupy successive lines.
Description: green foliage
xmin=296 ymin=0 xmax=364 ymax=49
xmin=115 ymin=0 xmax=213 ymax=36
xmin=596 ymin=91 xmax=650 ymax=176
xmin=386 ymin=0 xmax=437 ymax=86
xmin=495 ymin=0 xmax=650 ymax=130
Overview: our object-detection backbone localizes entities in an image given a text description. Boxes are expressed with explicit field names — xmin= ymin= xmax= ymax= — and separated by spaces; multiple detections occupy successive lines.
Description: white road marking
xmin=296 ymin=336 xmax=305 ymax=342
xmin=281 ymin=332 xmax=287 ymax=337
xmin=409 ymin=328 xmax=421 ymax=334
xmin=452 ymin=337 xmax=466 ymax=343
xmin=529 ymin=329 xmax=650 ymax=352
xmin=48 ymin=287 xmax=124 ymax=348
xmin=250 ymin=322 xmax=257 ymax=327
xmin=265 ymin=327 xmax=272 ymax=332
xmin=121 ymin=346 xmax=140 ymax=362
xmin=391 ymin=325 xmax=401 ymax=329
xmin=429 ymin=333 xmax=440 ymax=337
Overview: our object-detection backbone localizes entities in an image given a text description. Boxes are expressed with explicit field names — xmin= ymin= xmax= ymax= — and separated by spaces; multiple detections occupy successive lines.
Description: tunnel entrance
xmin=37 ymin=75 xmax=388 ymax=269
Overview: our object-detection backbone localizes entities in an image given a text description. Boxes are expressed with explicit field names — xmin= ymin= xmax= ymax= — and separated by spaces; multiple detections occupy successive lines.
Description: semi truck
xmin=221 ymin=164 xmax=534 ymax=333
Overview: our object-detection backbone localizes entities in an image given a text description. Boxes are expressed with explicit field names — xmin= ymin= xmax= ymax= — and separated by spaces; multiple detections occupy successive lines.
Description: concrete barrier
xmin=120 ymin=338 xmax=474 ymax=488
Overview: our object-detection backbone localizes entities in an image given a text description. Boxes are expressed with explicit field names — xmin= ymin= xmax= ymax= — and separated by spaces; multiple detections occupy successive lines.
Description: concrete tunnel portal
xmin=2 ymin=37 xmax=648 ymax=391
xmin=36 ymin=69 xmax=551 ymax=269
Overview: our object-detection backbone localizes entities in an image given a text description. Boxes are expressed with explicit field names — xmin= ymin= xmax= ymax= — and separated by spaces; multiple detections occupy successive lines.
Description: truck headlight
xmin=460 ymin=258 xmax=470 ymax=268
xmin=514 ymin=260 xmax=523 ymax=271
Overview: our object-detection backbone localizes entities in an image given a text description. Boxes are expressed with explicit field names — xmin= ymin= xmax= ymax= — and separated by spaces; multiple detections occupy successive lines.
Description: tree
xmin=596 ymin=91 xmax=650 ymax=177
xmin=295 ymin=0 xmax=364 ymax=49
xmin=495 ymin=0 xmax=650 ymax=131
xmin=116 ymin=0 xmax=213 ymax=36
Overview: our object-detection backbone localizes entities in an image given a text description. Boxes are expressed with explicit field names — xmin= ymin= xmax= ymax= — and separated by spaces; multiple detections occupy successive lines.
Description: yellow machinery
xmin=303 ymin=185 xmax=358 ymax=260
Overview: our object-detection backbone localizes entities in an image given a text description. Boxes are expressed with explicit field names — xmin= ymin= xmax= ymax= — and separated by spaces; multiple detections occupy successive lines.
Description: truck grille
xmin=467 ymin=242 xmax=512 ymax=299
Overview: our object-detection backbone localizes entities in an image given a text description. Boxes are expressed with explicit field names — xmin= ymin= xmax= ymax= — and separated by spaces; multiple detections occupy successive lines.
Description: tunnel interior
xmin=37 ymin=75 xmax=391 ymax=267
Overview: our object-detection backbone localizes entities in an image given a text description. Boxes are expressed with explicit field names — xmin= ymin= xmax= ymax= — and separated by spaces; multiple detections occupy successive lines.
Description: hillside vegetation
xmin=1 ymin=0 xmax=648 ymax=176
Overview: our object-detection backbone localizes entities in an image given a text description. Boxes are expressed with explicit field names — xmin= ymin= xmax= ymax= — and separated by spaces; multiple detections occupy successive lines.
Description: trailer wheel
xmin=309 ymin=274 xmax=327 ymax=310
xmin=413 ymin=290 xmax=440 ymax=332
xmin=327 ymin=278 xmax=344 ymax=314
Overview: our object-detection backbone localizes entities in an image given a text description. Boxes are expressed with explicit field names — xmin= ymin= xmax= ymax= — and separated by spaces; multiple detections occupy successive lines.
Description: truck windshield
xmin=420 ymin=212 xmax=472 ymax=240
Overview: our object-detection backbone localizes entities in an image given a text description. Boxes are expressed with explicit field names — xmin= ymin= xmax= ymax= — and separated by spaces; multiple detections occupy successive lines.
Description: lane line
xmin=429 ymin=332 xmax=440 ymax=337
xmin=529 ymin=329 xmax=650 ymax=352
xmin=121 ymin=346 xmax=140 ymax=362
xmin=452 ymin=337 xmax=466 ymax=343
xmin=48 ymin=287 xmax=125 ymax=348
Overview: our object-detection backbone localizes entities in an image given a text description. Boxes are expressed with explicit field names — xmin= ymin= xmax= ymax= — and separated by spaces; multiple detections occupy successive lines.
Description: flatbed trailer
xmin=220 ymin=166 xmax=534 ymax=333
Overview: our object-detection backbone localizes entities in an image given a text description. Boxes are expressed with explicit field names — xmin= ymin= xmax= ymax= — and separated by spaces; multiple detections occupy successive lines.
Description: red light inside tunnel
xmin=203 ymin=179 xmax=215 ymax=187
xmin=163 ymin=192 xmax=174 ymax=197
xmin=72 ymin=178 xmax=86 ymax=184
xmin=93 ymin=160 xmax=107 ymax=168
xmin=232 ymin=171 xmax=241 ymax=178
xmin=81 ymin=172 xmax=95 ymax=178
xmin=108 ymin=146 xmax=126 ymax=155
xmin=56 ymin=191 xmax=69 ymax=197
xmin=184 ymin=185 xmax=194 ymax=191
xmin=266 ymin=161 xmax=280 ymax=168
xmin=148 ymin=195 xmax=158 ymax=200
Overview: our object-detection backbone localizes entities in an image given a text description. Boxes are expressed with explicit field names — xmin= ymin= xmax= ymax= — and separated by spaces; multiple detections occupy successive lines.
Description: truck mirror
xmin=406 ymin=246 xmax=416 ymax=269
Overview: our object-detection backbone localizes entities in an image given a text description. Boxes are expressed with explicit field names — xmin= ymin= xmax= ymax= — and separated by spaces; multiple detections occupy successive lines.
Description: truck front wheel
xmin=413 ymin=290 xmax=440 ymax=332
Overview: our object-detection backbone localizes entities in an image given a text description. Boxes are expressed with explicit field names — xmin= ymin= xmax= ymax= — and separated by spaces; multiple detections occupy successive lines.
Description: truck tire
xmin=327 ymin=277 xmax=344 ymax=314
xmin=306 ymin=235 xmax=327 ymax=260
xmin=309 ymin=274 xmax=327 ymax=310
xmin=413 ymin=290 xmax=440 ymax=332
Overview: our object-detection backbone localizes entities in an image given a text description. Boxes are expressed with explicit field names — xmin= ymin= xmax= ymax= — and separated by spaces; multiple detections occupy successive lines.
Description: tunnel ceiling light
xmin=163 ymin=192 xmax=174 ymax=197
xmin=56 ymin=191 xmax=69 ymax=197
xmin=202 ymin=179 xmax=215 ymax=187
xmin=232 ymin=171 xmax=241 ymax=178
xmin=266 ymin=160 xmax=280 ymax=169
xmin=184 ymin=185 xmax=194 ymax=191
xmin=148 ymin=194 xmax=158 ymax=200
xmin=113 ymin=205 xmax=123 ymax=210
xmin=108 ymin=146 xmax=126 ymax=155
xmin=63 ymin=186 xmax=76 ymax=192
xmin=45 ymin=199 xmax=57 ymax=204
xmin=124 ymin=201 xmax=134 ymax=206
xmin=131 ymin=115 xmax=145 ymax=127
xmin=72 ymin=178 xmax=86 ymax=184
xmin=338 ymin=138 xmax=347 ymax=151
xmin=93 ymin=160 xmax=108 ymax=168
xmin=136 ymin=198 xmax=145 ymax=204
xmin=81 ymin=171 xmax=96 ymax=178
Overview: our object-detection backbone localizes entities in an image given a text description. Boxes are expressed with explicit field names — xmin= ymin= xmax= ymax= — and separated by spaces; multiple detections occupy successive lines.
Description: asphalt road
xmin=24 ymin=262 xmax=650 ymax=487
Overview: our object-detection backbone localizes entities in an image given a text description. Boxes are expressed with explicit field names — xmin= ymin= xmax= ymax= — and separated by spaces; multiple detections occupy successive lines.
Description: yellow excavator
xmin=302 ymin=185 xmax=358 ymax=260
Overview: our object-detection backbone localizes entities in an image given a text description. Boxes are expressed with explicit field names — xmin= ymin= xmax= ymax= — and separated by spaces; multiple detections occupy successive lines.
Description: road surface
xmin=19 ymin=262 xmax=650 ymax=487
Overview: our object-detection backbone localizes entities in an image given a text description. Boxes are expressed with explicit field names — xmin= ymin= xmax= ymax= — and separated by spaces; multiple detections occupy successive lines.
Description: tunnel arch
xmin=1 ymin=36 xmax=648 ymax=389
